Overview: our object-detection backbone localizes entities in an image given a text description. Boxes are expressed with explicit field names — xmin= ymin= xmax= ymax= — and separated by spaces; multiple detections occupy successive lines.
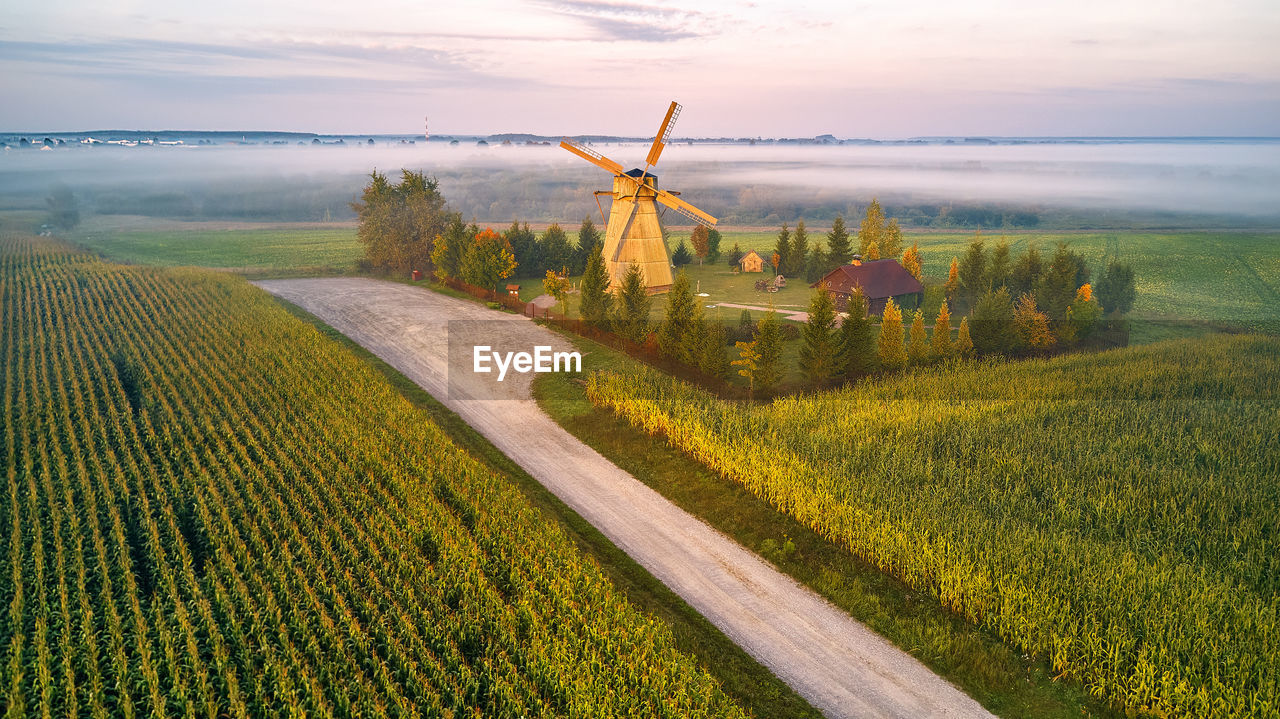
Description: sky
xmin=2 ymin=0 xmax=1279 ymax=137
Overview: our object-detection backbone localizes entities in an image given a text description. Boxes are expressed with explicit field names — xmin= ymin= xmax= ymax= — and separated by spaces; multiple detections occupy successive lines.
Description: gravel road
xmin=255 ymin=277 xmax=995 ymax=719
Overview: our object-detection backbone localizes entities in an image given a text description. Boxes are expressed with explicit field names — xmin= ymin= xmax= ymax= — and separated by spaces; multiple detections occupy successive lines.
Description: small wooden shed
xmin=739 ymin=250 xmax=765 ymax=273
xmin=505 ymin=283 xmax=520 ymax=297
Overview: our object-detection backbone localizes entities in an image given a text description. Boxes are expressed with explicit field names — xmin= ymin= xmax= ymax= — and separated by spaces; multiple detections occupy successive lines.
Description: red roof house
xmin=811 ymin=259 xmax=924 ymax=315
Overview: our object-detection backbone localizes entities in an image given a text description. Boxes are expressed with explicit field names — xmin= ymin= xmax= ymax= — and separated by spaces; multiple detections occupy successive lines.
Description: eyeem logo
xmin=473 ymin=345 xmax=581 ymax=381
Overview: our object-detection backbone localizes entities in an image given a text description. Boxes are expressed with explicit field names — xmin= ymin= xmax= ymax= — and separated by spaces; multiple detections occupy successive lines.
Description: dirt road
xmin=256 ymin=277 xmax=995 ymax=719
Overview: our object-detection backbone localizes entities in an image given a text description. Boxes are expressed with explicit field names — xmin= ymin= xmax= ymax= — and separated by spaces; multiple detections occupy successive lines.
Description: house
xmin=739 ymin=250 xmax=765 ymax=273
xmin=811 ymin=259 xmax=924 ymax=315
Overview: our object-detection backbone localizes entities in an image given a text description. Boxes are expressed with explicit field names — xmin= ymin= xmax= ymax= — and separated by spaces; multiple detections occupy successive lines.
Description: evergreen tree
xmin=1035 ymin=241 xmax=1081 ymax=327
xmin=882 ymin=218 xmax=904 ymax=259
xmin=615 ymin=263 xmax=652 ymax=343
xmin=958 ymin=232 xmax=988 ymax=308
xmin=658 ymin=271 xmax=697 ymax=362
xmin=539 ymin=224 xmax=574 ymax=276
xmin=932 ymin=301 xmax=953 ymax=358
xmin=805 ymin=245 xmax=827 ymax=283
xmin=707 ymin=228 xmax=723 ymax=263
xmin=789 ymin=220 xmax=810 ymax=276
xmin=1067 ymin=284 xmax=1102 ymax=341
xmin=858 ymin=198 xmax=886 ymax=256
xmin=578 ymin=242 xmax=611 ymax=327
xmin=955 ymin=316 xmax=973 ymax=356
xmin=504 ymin=221 xmax=539 ymax=276
xmin=1008 ymin=244 xmax=1042 ymax=298
xmin=798 ymin=289 xmax=838 ymax=384
xmin=988 ymin=238 xmax=1011 ymax=290
xmin=754 ymin=310 xmax=784 ymax=391
xmin=726 ymin=243 xmax=744 ymax=266
xmin=901 ymin=242 xmax=923 ymax=282
xmin=908 ymin=308 xmax=930 ymax=364
xmin=572 ymin=217 xmax=602 ymax=275
xmin=671 ymin=239 xmax=693 ymax=266
xmin=739 ymin=309 xmax=753 ymax=330
xmin=773 ymin=224 xmax=793 ymax=276
xmin=461 ymin=228 xmax=517 ymax=292
xmin=826 ymin=215 xmax=853 ymax=267
xmin=1013 ymin=293 xmax=1055 ymax=350
xmin=699 ymin=321 xmax=730 ymax=378
xmin=691 ymin=225 xmax=710 ymax=265
xmin=970 ymin=287 xmax=1016 ymax=355
xmin=877 ymin=297 xmax=907 ymax=370
xmin=837 ymin=289 xmax=877 ymax=377
xmin=1096 ymin=261 xmax=1136 ymax=314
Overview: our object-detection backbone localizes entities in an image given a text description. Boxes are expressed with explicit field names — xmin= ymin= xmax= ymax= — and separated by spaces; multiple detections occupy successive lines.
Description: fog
xmin=2 ymin=139 xmax=1277 ymax=228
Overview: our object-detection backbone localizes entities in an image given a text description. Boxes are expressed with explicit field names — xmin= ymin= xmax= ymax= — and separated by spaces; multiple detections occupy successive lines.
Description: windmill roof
xmin=811 ymin=260 xmax=923 ymax=299
xmin=624 ymin=168 xmax=656 ymax=179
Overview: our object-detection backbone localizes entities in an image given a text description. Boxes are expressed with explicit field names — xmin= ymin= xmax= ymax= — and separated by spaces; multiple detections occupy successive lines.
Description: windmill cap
xmin=624 ymin=168 xmax=656 ymax=179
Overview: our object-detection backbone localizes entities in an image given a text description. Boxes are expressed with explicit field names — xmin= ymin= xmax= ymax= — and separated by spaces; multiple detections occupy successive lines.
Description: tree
xmin=789 ymin=220 xmax=810 ymax=276
xmin=739 ymin=309 xmax=753 ymax=330
xmin=901 ymin=242 xmax=923 ymax=282
xmin=908 ymin=308 xmax=930 ymax=364
xmin=691 ymin=225 xmax=710 ymax=265
xmin=798 ymin=289 xmax=838 ymax=384
xmin=773 ymin=225 xmax=793 ymax=276
xmin=615 ymin=263 xmax=652 ymax=343
xmin=543 ymin=270 xmax=570 ymax=314
xmin=837 ymin=289 xmax=877 ymax=377
xmin=539 ymin=224 xmax=574 ymax=276
xmin=671 ymin=239 xmax=693 ymax=267
xmin=1096 ymin=261 xmax=1136 ymax=314
xmin=882 ymin=218 xmax=904 ymax=259
xmin=866 ymin=241 xmax=881 ymax=260
xmin=1013 ymin=293 xmax=1055 ymax=350
xmin=1036 ymin=241 xmax=1082 ymax=328
xmin=858 ymin=199 xmax=886 ymax=256
xmin=45 ymin=184 xmax=80 ymax=230
xmin=877 ymin=298 xmax=907 ymax=370
xmin=988 ymin=238 xmax=1011 ymax=290
xmin=658 ymin=271 xmax=698 ymax=363
xmin=707 ymin=228 xmax=723 ymax=263
xmin=805 ymin=245 xmax=827 ymax=283
xmin=732 ymin=340 xmax=762 ymax=400
xmin=430 ymin=214 xmax=471 ymax=280
xmin=351 ymin=169 xmax=451 ymax=273
xmin=955 ymin=316 xmax=973 ymax=356
xmin=1067 ymin=283 xmax=1102 ymax=341
xmin=944 ymin=257 xmax=960 ymax=300
xmin=970 ymin=287 xmax=1016 ymax=355
xmin=579 ymin=242 xmax=611 ymax=327
xmin=957 ymin=233 xmax=988 ymax=308
xmin=1009 ymin=244 xmax=1042 ymax=298
xmin=572 ymin=217 xmax=602 ymax=275
xmin=932 ymin=301 xmax=953 ymax=358
xmin=699 ymin=322 xmax=730 ymax=378
xmin=726 ymin=243 xmax=744 ymax=267
xmin=505 ymin=221 xmax=539 ymax=276
xmin=753 ymin=310 xmax=784 ymax=391
xmin=460 ymin=228 xmax=516 ymax=292
xmin=826 ymin=215 xmax=853 ymax=267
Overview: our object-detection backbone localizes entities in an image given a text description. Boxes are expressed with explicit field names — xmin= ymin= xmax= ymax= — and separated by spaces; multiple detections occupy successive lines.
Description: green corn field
xmin=587 ymin=336 xmax=1280 ymax=718
xmin=0 ymin=233 xmax=745 ymax=719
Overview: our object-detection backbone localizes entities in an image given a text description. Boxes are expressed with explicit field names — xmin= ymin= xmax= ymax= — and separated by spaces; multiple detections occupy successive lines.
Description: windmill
xmin=560 ymin=101 xmax=717 ymax=292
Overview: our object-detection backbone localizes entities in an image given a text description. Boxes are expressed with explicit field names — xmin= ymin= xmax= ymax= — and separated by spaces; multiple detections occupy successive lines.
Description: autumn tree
xmin=1013 ymin=293 xmax=1055 ymax=350
xmin=970 ymin=287 xmax=1016 ymax=355
xmin=1096 ymin=261 xmax=1136 ymax=314
xmin=732 ymin=340 xmax=762 ymax=400
xmin=826 ymin=215 xmax=853 ymax=267
xmin=858 ymin=198 xmax=886 ymax=256
xmin=955 ymin=316 xmax=973 ymax=356
xmin=614 ymin=263 xmax=651 ymax=343
xmin=461 ymin=228 xmax=517 ymax=292
xmin=542 ymin=270 xmax=570 ymax=314
xmin=901 ymin=242 xmax=923 ymax=282
xmin=352 ymin=169 xmax=452 ymax=273
xmin=429 ymin=215 xmax=473 ymax=280
xmin=866 ymin=241 xmax=881 ymax=260
xmin=944 ymin=257 xmax=960 ymax=300
xmin=578 ymin=241 xmax=611 ymax=327
xmin=883 ymin=218 xmax=904 ymax=259
xmin=932 ymin=301 xmax=953 ymax=358
xmin=837 ymin=289 xmax=877 ymax=377
xmin=691 ymin=225 xmax=710 ymax=265
xmin=877 ymin=297 xmax=907 ymax=370
xmin=799 ymin=289 xmax=838 ymax=384
xmin=908 ymin=308 xmax=930 ymax=364
xmin=1065 ymin=283 xmax=1102 ymax=343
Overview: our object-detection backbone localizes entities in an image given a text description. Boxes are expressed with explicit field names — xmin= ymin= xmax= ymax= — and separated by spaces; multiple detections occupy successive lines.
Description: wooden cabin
xmin=505 ymin=283 xmax=520 ymax=297
xmin=812 ymin=259 xmax=924 ymax=315
xmin=739 ymin=250 xmax=765 ymax=273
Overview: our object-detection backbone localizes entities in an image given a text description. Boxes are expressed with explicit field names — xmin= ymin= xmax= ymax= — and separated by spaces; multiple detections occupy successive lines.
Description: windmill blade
xmin=645 ymin=101 xmax=681 ymax=169
xmin=559 ymin=139 xmax=625 ymax=175
xmin=654 ymin=188 xmax=717 ymax=227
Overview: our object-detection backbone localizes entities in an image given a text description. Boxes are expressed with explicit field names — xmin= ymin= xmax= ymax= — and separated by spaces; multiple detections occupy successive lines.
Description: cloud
xmin=534 ymin=0 xmax=716 ymax=42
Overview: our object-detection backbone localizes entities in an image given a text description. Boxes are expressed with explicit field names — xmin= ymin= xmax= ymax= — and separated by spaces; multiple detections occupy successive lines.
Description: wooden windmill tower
xmin=560 ymin=101 xmax=717 ymax=292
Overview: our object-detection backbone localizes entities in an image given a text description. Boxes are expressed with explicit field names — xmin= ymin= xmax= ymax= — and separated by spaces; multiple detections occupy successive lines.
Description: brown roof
xmin=811 ymin=260 xmax=923 ymax=299
xmin=505 ymin=283 xmax=520 ymax=290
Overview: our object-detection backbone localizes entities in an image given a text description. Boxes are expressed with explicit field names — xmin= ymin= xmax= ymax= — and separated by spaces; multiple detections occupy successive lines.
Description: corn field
xmin=587 ymin=335 xmax=1280 ymax=718
xmin=0 ymin=233 xmax=745 ymax=719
